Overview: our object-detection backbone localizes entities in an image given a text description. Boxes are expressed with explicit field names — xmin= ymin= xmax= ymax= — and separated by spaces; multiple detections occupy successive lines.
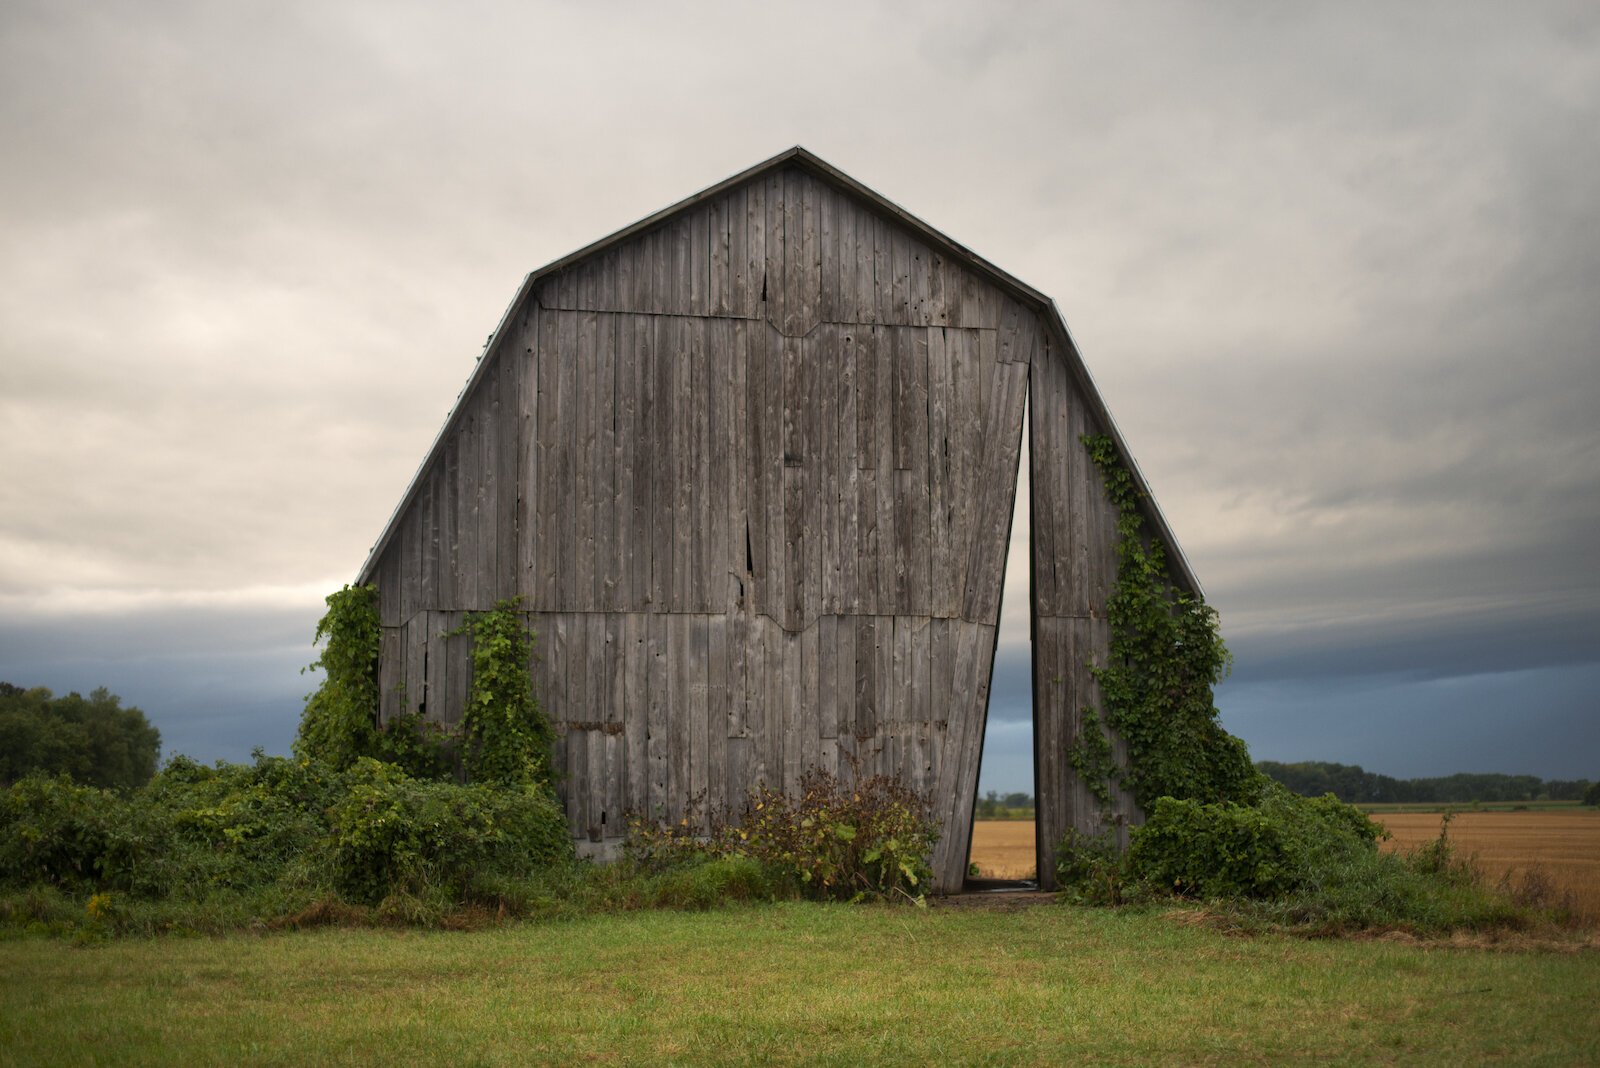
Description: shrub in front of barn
xmin=625 ymin=766 xmax=939 ymax=904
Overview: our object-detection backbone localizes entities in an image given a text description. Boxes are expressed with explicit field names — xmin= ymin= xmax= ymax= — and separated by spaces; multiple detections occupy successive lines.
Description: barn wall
xmin=1027 ymin=344 xmax=1141 ymax=888
xmin=370 ymin=162 xmax=1127 ymax=892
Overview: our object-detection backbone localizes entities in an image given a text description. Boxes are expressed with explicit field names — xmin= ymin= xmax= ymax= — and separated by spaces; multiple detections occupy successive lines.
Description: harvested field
xmin=971 ymin=810 xmax=1600 ymax=921
xmin=969 ymin=820 xmax=1038 ymax=879
xmin=1375 ymin=809 xmax=1600 ymax=922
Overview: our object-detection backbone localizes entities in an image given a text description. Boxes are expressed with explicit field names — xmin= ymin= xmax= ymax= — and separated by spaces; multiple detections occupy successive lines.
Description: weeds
xmin=626 ymin=767 xmax=939 ymax=903
xmin=1054 ymin=786 xmax=1574 ymax=936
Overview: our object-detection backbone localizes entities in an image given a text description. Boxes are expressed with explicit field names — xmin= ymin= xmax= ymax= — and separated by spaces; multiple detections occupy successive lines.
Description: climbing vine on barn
xmin=1069 ymin=435 xmax=1258 ymax=812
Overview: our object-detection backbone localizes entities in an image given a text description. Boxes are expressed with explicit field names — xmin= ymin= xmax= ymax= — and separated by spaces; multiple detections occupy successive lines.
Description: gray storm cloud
xmin=2 ymin=1 xmax=1595 ymax=785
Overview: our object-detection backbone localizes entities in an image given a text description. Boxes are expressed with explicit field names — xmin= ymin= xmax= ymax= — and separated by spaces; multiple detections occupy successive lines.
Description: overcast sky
xmin=2 ymin=1 xmax=1595 ymax=792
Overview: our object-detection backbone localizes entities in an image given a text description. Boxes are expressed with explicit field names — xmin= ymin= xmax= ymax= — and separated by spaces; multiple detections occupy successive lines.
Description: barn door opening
xmin=966 ymin=391 xmax=1037 ymax=888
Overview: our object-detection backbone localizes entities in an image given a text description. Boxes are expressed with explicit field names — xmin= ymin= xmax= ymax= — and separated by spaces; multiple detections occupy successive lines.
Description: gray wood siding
xmin=368 ymin=162 xmax=1134 ymax=893
xmin=1027 ymin=336 xmax=1141 ymax=890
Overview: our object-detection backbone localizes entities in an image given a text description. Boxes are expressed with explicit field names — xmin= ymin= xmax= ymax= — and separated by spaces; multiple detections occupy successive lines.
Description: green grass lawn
xmin=2 ymin=904 xmax=1596 ymax=1066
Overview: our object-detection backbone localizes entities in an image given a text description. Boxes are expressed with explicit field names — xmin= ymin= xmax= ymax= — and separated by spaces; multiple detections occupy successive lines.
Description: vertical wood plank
xmin=963 ymin=361 xmax=1028 ymax=623
xmin=708 ymin=193 xmax=729 ymax=318
xmin=532 ymin=308 xmax=556 ymax=607
xmin=744 ymin=319 xmax=767 ymax=617
xmin=799 ymin=620 xmax=820 ymax=777
xmin=595 ymin=313 xmax=617 ymax=610
xmin=585 ymin=613 xmax=607 ymax=839
xmin=707 ymin=613 xmax=729 ymax=817
xmin=835 ymin=615 xmax=857 ymax=776
xmin=854 ymin=616 xmax=877 ymax=742
xmin=649 ymin=316 xmax=673 ymax=610
xmin=745 ymin=178 xmax=766 ymax=321
xmin=646 ymin=612 xmax=668 ymax=819
xmin=404 ymin=614 xmax=427 ymax=718
xmin=874 ymin=327 xmax=897 ymax=612
xmin=689 ymin=201 xmax=708 ymax=318
xmin=836 ymin=191 xmax=856 ymax=324
xmin=729 ymin=185 xmax=749 ymax=316
xmin=668 ymin=614 xmax=691 ymax=822
xmin=707 ymin=318 xmax=732 ymax=612
xmin=838 ymin=328 xmax=861 ymax=614
xmin=817 ymin=615 xmax=837 ymax=740
xmin=623 ymin=612 xmax=647 ymax=817
xmin=728 ymin=319 xmax=751 ymax=612
xmin=782 ymin=627 xmax=802 ymax=791
xmin=689 ymin=615 xmax=710 ymax=825
xmin=853 ymin=200 xmax=876 ymax=326
xmin=763 ymin=324 xmax=787 ymax=621
xmin=566 ymin=613 xmax=590 ymax=835
xmin=672 ymin=318 xmax=693 ymax=612
xmin=909 ymin=238 xmax=931 ymax=327
xmin=614 ymin=316 xmax=637 ymax=609
xmin=555 ymin=310 xmax=578 ymax=611
xmin=764 ymin=171 xmax=786 ymax=331
xmin=517 ymin=307 xmax=540 ymax=604
xmin=748 ymin=617 xmax=772 ymax=787
xmin=574 ymin=312 xmax=597 ymax=613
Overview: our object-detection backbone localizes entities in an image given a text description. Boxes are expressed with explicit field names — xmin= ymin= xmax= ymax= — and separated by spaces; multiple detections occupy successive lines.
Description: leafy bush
xmin=0 ymin=748 xmax=573 ymax=931
xmin=1057 ymin=785 xmax=1541 ymax=934
xmin=629 ymin=767 xmax=938 ymax=902
xmin=1054 ymin=828 xmax=1130 ymax=906
xmin=322 ymin=758 xmax=569 ymax=905
xmin=0 ymin=775 xmax=126 ymax=890
xmin=294 ymin=585 xmax=383 ymax=770
xmin=1127 ymin=785 xmax=1382 ymax=900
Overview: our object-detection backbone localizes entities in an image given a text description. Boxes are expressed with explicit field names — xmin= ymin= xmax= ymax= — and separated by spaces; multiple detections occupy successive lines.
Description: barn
xmin=354 ymin=147 xmax=1200 ymax=892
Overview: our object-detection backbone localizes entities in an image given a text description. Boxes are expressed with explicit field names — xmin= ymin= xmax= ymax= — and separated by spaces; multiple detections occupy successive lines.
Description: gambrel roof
xmin=355 ymin=146 xmax=1198 ymax=596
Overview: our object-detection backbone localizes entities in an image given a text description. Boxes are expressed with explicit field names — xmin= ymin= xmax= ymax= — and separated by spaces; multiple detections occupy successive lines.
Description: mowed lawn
xmin=3 ymin=905 xmax=1597 ymax=1066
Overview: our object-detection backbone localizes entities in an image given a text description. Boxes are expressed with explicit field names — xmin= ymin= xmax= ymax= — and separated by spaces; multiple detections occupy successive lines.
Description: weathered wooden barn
xmin=355 ymin=147 xmax=1200 ymax=892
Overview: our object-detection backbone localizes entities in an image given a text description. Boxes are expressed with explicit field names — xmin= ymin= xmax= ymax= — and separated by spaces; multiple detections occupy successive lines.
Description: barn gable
xmin=356 ymin=147 xmax=1195 ymax=891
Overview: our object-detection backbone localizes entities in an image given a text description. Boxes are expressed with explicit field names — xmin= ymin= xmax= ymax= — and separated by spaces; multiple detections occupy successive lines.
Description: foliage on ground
xmin=0 ymin=750 xmax=573 ymax=937
xmin=1057 ymin=787 xmax=1579 ymax=935
xmin=627 ymin=767 xmax=939 ymax=902
xmin=0 ymin=682 xmax=161 ymax=791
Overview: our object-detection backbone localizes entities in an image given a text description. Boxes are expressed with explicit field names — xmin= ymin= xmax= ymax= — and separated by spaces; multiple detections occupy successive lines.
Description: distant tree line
xmin=974 ymin=791 xmax=1034 ymax=819
xmin=0 ymin=683 xmax=161 ymax=791
xmin=1257 ymin=760 xmax=1593 ymax=805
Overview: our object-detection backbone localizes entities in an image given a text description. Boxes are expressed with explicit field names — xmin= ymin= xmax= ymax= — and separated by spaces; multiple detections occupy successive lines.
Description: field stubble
xmin=1376 ymin=810 xmax=1600 ymax=922
xmin=971 ymin=810 xmax=1600 ymax=920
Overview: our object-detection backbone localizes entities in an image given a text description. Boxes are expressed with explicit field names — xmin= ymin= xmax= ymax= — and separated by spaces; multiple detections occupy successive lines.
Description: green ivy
xmin=1076 ymin=435 xmax=1259 ymax=811
xmin=294 ymin=585 xmax=381 ymax=770
xmin=454 ymin=600 xmax=554 ymax=789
